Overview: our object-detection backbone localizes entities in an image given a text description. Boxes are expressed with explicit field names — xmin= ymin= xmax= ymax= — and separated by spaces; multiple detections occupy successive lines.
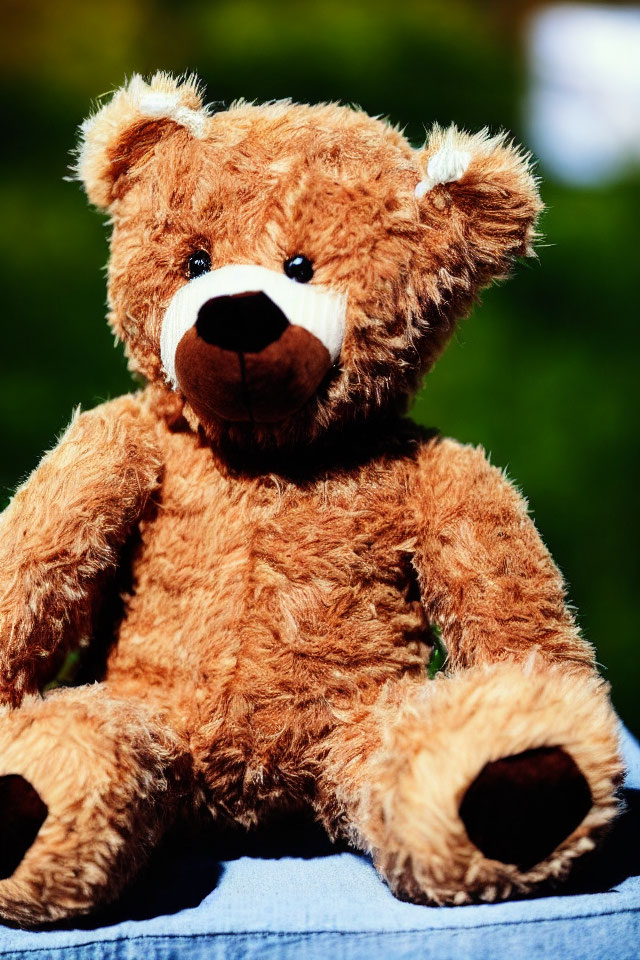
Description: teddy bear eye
xmin=187 ymin=250 xmax=211 ymax=279
xmin=284 ymin=255 xmax=314 ymax=283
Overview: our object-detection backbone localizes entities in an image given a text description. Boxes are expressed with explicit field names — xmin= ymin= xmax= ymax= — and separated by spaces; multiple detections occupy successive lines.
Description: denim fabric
xmin=1 ymin=724 xmax=638 ymax=960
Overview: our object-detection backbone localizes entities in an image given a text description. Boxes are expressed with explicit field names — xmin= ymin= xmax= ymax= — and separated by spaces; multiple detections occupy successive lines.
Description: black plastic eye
xmin=284 ymin=255 xmax=314 ymax=284
xmin=187 ymin=249 xmax=211 ymax=279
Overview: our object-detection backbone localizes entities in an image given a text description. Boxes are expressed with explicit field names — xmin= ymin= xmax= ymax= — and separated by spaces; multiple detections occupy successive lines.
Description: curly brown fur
xmin=0 ymin=73 xmax=621 ymax=925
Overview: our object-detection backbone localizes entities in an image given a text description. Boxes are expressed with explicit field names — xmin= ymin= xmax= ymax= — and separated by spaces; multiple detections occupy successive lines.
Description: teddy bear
xmin=0 ymin=72 xmax=622 ymax=927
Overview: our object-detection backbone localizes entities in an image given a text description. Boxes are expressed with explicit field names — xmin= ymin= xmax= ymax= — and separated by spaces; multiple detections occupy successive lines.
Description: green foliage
xmin=0 ymin=0 xmax=637 ymax=733
xmin=428 ymin=625 xmax=448 ymax=680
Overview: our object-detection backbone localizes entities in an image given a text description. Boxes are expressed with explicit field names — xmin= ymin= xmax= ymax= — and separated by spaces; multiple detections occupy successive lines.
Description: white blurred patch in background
xmin=527 ymin=3 xmax=640 ymax=183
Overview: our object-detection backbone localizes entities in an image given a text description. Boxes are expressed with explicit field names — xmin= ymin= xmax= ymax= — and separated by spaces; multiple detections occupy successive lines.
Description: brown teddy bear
xmin=0 ymin=72 xmax=622 ymax=926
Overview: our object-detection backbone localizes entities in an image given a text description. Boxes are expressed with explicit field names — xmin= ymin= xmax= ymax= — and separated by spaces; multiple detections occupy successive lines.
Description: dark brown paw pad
xmin=0 ymin=774 xmax=48 ymax=880
xmin=459 ymin=746 xmax=592 ymax=871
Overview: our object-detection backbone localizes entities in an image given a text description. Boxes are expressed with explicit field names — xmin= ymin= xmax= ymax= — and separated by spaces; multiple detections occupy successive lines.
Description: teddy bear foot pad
xmin=459 ymin=746 xmax=593 ymax=870
xmin=0 ymin=775 xmax=47 ymax=880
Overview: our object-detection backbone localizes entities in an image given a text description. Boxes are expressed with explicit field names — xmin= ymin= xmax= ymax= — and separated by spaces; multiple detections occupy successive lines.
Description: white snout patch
xmin=414 ymin=146 xmax=472 ymax=198
xmin=160 ymin=264 xmax=348 ymax=389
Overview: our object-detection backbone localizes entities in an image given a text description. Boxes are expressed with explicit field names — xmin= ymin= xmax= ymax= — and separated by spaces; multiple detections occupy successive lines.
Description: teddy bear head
xmin=76 ymin=72 xmax=541 ymax=450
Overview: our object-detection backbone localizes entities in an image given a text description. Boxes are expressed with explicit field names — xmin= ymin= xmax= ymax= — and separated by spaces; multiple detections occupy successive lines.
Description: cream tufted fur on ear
xmin=415 ymin=126 xmax=472 ymax=197
xmin=74 ymin=72 xmax=211 ymax=211
xmin=416 ymin=123 xmax=536 ymax=193
xmin=414 ymin=123 xmax=542 ymax=277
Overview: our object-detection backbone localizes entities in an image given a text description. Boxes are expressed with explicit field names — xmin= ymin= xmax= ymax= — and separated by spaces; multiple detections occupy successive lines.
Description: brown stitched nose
xmin=196 ymin=292 xmax=289 ymax=353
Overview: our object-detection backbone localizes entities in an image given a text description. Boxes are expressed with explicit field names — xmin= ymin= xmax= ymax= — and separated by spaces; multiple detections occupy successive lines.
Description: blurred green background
xmin=0 ymin=0 xmax=637 ymax=733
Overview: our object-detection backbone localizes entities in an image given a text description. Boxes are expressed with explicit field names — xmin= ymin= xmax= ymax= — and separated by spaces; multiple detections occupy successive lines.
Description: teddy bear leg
xmin=0 ymin=685 xmax=191 ymax=927
xmin=316 ymin=661 xmax=622 ymax=905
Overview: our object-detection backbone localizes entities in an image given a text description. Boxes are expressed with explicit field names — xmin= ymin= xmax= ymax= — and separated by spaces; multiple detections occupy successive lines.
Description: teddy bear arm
xmin=407 ymin=436 xmax=595 ymax=672
xmin=0 ymin=394 xmax=162 ymax=705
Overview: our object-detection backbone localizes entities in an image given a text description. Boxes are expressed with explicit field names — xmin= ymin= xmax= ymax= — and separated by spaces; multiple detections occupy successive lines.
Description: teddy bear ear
xmin=74 ymin=72 xmax=210 ymax=212
xmin=414 ymin=125 xmax=543 ymax=284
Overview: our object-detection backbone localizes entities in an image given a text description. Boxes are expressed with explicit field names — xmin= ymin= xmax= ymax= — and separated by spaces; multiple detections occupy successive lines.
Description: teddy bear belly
xmin=105 ymin=566 xmax=431 ymax=819
xmin=100 ymin=428 xmax=431 ymax=817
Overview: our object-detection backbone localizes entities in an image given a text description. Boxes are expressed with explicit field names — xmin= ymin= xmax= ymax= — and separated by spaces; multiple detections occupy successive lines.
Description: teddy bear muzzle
xmin=174 ymin=292 xmax=332 ymax=423
xmin=160 ymin=264 xmax=348 ymax=424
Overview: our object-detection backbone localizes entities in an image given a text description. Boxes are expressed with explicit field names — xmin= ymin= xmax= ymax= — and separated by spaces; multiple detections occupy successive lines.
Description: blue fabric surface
xmin=0 ymin=725 xmax=638 ymax=959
